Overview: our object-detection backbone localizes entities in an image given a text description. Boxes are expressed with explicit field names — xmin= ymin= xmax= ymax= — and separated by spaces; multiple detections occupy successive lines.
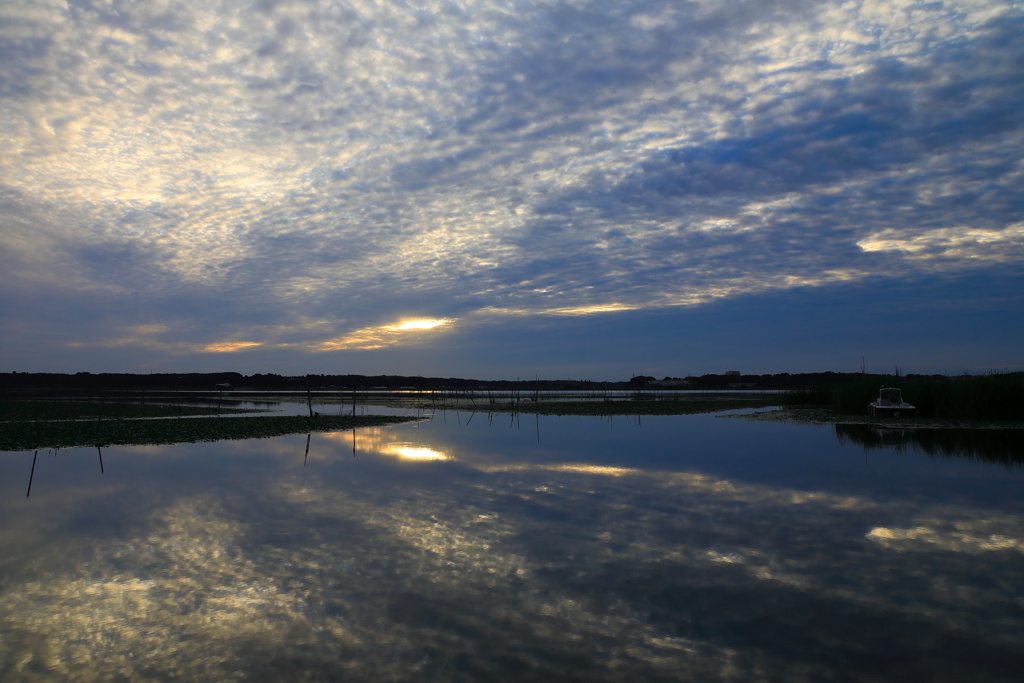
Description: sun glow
xmin=313 ymin=318 xmax=456 ymax=351
xmin=392 ymin=319 xmax=451 ymax=331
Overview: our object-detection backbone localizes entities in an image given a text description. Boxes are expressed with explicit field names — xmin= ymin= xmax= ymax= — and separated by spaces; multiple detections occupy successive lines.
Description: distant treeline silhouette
xmin=2 ymin=370 xmax=926 ymax=394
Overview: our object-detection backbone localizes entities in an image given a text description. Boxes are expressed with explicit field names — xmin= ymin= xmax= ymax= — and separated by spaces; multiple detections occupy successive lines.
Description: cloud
xmin=857 ymin=225 xmax=1024 ymax=261
xmin=1 ymin=0 xmax=1022 ymax=369
xmin=201 ymin=341 xmax=262 ymax=353
xmin=313 ymin=317 xmax=455 ymax=351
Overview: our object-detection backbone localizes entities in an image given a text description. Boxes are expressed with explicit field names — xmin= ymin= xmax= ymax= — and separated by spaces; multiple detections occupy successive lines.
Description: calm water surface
xmin=2 ymin=411 xmax=1022 ymax=682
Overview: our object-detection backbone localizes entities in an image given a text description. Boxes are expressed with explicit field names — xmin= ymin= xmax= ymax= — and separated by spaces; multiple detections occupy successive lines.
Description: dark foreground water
xmin=2 ymin=411 xmax=1022 ymax=682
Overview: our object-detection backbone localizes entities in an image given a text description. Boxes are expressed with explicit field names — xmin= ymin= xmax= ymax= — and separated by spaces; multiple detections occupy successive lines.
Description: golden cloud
xmin=201 ymin=342 xmax=262 ymax=353
xmin=312 ymin=318 xmax=455 ymax=352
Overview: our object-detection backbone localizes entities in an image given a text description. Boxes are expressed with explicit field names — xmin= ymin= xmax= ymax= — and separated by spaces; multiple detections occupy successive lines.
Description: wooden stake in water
xmin=27 ymin=451 xmax=37 ymax=497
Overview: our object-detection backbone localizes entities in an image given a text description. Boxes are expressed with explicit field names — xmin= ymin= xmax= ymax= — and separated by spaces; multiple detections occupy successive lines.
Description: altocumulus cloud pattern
xmin=1 ymin=0 xmax=1022 ymax=372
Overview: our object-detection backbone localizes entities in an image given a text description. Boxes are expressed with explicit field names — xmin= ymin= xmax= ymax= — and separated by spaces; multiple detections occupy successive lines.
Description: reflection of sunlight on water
xmin=380 ymin=443 xmax=450 ymax=460
xmin=322 ymin=429 xmax=452 ymax=461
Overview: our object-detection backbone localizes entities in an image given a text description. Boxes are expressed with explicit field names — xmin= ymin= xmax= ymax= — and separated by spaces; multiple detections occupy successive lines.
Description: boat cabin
xmin=877 ymin=388 xmax=903 ymax=406
xmin=869 ymin=387 xmax=917 ymax=417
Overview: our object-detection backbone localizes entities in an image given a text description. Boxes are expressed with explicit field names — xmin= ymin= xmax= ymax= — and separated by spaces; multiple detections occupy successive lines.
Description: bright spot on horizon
xmin=392 ymin=319 xmax=452 ymax=331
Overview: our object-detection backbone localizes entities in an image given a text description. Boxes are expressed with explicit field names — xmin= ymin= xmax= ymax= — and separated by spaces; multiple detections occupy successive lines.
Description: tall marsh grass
xmin=778 ymin=386 xmax=835 ymax=406
xmin=827 ymin=372 xmax=1024 ymax=419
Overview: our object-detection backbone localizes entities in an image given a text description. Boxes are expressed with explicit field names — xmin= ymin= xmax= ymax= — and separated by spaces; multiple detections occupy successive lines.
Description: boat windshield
xmin=880 ymin=389 xmax=902 ymax=402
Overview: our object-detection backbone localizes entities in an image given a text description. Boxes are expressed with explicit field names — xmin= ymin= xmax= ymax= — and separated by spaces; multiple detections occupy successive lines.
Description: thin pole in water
xmin=97 ymin=446 xmax=104 ymax=474
xmin=304 ymin=433 xmax=310 ymax=467
xmin=27 ymin=451 xmax=37 ymax=497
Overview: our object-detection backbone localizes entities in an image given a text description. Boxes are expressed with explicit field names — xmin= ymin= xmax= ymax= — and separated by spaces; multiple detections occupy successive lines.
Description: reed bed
xmin=500 ymin=398 xmax=770 ymax=416
xmin=778 ymin=372 xmax=1024 ymax=420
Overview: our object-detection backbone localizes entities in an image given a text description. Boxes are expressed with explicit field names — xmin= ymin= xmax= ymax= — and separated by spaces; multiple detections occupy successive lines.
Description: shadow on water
xmin=834 ymin=424 xmax=1024 ymax=468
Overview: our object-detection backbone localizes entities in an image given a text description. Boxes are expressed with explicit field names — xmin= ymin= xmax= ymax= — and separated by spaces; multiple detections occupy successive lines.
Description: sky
xmin=2 ymin=0 xmax=1023 ymax=380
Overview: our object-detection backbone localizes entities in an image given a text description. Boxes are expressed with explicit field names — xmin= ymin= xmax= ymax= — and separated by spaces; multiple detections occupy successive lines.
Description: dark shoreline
xmin=0 ymin=413 xmax=419 ymax=452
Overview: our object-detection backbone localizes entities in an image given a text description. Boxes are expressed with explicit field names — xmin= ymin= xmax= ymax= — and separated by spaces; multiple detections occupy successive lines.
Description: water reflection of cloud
xmin=868 ymin=516 xmax=1024 ymax=554
xmin=480 ymin=463 xmax=869 ymax=510
xmin=0 ymin=497 xmax=330 ymax=680
xmin=3 ymin=444 xmax=1024 ymax=679
xmin=268 ymin=467 xmax=1024 ymax=678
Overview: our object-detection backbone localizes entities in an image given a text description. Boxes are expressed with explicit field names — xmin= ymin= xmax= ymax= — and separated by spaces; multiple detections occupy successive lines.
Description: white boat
xmin=869 ymin=387 xmax=917 ymax=417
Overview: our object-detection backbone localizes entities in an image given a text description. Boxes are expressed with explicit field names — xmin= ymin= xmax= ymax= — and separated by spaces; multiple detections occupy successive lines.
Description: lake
xmin=2 ymin=408 xmax=1022 ymax=681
